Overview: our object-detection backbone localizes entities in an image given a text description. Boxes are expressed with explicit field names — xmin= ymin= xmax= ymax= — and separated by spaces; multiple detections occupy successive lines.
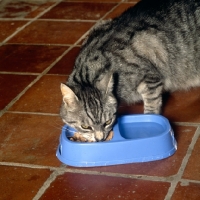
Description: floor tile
xmin=0 ymin=0 xmax=55 ymax=18
xmin=0 ymin=74 xmax=36 ymax=110
xmin=8 ymin=21 xmax=94 ymax=45
xmin=40 ymin=172 xmax=170 ymax=200
xmin=163 ymin=88 xmax=200 ymax=122
xmin=182 ymin=136 xmax=200 ymax=181
xmin=48 ymin=47 xmax=80 ymax=75
xmin=41 ymin=2 xmax=117 ymax=20
xmin=105 ymin=3 xmax=136 ymax=19
xmin=0 ymin=113 xmax=62 ymax=166
xmin=0 ymin=165 xmax=51 ymax=200
xmin=9 ymin=75 xmax=67 ymax=114
xmin=72 ymin=126 xmax=196 ymax=177
xmin=0 ymin=20 xmax=26 ymax=42
xmin=171 ymin=182 xmax=200 ymax=200
xmin=0 ymin=44 xmax=67 ymax=73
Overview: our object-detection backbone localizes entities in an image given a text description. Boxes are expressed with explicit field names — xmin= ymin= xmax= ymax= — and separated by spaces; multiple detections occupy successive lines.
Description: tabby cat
xmin=60 ymin=0 xmax=200 ymax=142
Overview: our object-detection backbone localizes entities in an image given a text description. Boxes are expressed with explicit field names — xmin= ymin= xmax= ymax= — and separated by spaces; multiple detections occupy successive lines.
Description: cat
xmin=60 ymin=0 xmax=200 ymax=142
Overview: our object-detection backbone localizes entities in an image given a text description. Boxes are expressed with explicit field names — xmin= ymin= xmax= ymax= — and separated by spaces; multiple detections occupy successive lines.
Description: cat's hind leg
xmin=137 ymin=76 xmax=163 ymax=114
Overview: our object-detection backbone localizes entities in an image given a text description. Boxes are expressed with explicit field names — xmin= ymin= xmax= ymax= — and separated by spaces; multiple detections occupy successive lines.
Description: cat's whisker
xmin=62 ymin=126 xmax=77 ymax=134
xmin=50 ymin=120 xmax=64 ymax=129
xmin=53 ymin=120 xmax=64 ymax=127
xmin=49 ymin=124 xmax=63 ymax=131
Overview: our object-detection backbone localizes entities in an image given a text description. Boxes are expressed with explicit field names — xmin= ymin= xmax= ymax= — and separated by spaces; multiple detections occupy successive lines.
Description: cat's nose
xmin=95 ymin=138 xmax=104 ymax=142
xmin=94 ymin=131 xmax=104 ymax=142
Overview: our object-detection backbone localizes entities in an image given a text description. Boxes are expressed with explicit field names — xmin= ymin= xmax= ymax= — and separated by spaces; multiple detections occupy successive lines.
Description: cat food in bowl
xmin=56 ymin=114 xmax=177 ymax=167
xmin=69 ymin=130 xmax=113 ymax=142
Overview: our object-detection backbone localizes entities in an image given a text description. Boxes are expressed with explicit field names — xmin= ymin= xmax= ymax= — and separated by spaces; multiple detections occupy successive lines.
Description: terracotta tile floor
xmin=0 ymin=0 xmax=200 ymax=199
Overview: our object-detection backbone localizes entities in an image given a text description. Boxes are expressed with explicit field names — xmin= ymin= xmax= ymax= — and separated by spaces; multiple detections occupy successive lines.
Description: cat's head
xmin=60 ymin=74 xmax=117 ymax=142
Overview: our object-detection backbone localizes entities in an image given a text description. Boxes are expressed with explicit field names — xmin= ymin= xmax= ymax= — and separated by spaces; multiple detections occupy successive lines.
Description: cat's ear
xmin=96 ymin=73 xmax=113 ymax=95
xmin=60 ymin=83 xmax=79 ymax=110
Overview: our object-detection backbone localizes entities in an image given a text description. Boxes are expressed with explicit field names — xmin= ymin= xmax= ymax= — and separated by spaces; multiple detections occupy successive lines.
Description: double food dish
xmin=56 ymin=114 xmax=177 ymax=167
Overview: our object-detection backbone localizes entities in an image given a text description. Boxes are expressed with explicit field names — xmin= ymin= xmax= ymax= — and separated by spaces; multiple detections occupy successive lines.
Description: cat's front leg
xmin=137 ymin=78 xmax=163 ymax=114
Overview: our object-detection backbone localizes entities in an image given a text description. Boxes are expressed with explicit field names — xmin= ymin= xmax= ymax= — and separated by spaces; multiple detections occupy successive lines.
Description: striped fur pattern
xmin=60 ymin=0 xmax=200 ymax=141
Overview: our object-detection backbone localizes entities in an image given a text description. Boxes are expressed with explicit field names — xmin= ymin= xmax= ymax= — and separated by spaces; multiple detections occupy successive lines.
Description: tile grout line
xmin=0 ymin=161 xmax=59 ymax=171
xmin=5 ymin=108 xmax=200 ymax=127
xmin=58 ymin=167 xmax=174 ymax=183
xmin=0 ymin=49 xmax=75 ymax=117
xmin=181 ymin=178 xmax=200 ymax=184
xmin=0 ymin=3 xmax=65 ymax=116
xmin=164 ymin=126 xmax=200 ymax=200
xmin=2 ymin=160 xmax=200 ymax=184
xmin=29 ymin=19 xmax=98 ymax=22
xmin=60 ymin=169 xmax=172 ymax=184
xmin=0 ymin=47 xmax=68 ymax=118
xmin=0 ymin=161 xmax=181 ymax=183
xmin=101 ymin=1 xmax=123 ymax=20
xmin=0 ymin=18 xmax=98 ymax=22
xmin=0 ymin=19 xmax=87 ymax=117
xmin=0 ymin=0 xmax=107 ymax=117
xmin=174 ymin=121 xmax=200 ymax=126
xmin=6 ymin=111 xmax=59 ymax=116
xmin=0 ymin=1 xmax=121 ymax=118
xmin=0 ymin=71 xmax=69 ymax=76
xmin=0 ymin=159 xmax=200 ymax=183
xmin=33 ymin=170 xmax=65 ymax=200
xmin=0 ymin=0 xmax=139 ymax=24
xmin=0 ymin=71 xmax=40 ymax=75
xmin=1 ymin=0 xmax=62 ymax=45
xmin=0 ymin=43 xmax=78 ymax=46
xmin=1 ymin=0 xmax=128 ymax=123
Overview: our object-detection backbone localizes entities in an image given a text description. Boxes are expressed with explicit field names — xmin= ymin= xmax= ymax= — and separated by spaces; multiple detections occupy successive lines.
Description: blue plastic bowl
xmin=56 ymin=114 xmax=177 ymax=167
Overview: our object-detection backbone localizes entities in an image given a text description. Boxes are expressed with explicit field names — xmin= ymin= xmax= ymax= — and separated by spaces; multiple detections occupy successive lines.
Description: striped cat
xmin=60 ymin=0 xmax=200 ymax=142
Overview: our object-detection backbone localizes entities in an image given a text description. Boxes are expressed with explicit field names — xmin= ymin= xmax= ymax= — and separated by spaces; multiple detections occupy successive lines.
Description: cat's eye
xmin=105 ymin=119 xmax=112 ymax=126
xmin=81 ymin=124 xmax=91 ymax=130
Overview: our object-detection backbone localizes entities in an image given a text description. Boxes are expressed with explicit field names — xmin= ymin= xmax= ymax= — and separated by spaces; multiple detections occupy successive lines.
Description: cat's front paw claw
xmin=70 ymin=132 xmax=88 ymax=142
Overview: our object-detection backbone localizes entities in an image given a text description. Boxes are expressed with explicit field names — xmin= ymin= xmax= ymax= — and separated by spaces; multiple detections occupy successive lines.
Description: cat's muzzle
xmin=94 ymin=131 xmax=106 ymax=142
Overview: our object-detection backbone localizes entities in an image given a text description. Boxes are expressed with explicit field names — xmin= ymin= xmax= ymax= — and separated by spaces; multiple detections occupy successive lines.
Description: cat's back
xmin=69 ymin=0 xmax=200 ymax=90
xmin=111 ymin=0 xmax=200 ymax=89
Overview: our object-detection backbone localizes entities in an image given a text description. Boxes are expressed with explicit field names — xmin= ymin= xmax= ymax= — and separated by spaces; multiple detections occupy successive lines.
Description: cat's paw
xmin=70 ymin=132 xmax=88 ymax=142
xmin=105 ymin=131 xmax=114 ymax=141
